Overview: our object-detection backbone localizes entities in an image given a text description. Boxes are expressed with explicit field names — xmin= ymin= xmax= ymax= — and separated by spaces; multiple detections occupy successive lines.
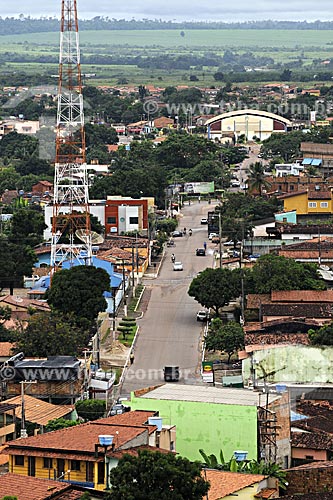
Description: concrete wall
xmin=130 ymin=395 xmax=258 ymax=461
xmin=243 ymin=345 xmax=333 ymax=385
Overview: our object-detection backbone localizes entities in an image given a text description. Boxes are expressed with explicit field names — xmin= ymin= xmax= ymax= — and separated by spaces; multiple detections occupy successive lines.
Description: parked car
xmin=172 ymin=231 xmax=183 ymax=238
xmin=249 ymin=253 xmax=261 ymax=262
xmin=196 ymin=310 xmax=210 ymax=322
xmin=211 ymin=236 xmax=220 ymax=244
xmin=173 ymin=261 xmax=183 ymax=271
xmin=231 ymin=180 xmax=241 ymax=187
xmin=196 ymin=248 xmax=206 ymax=256
xmin=200 ymin=217 xmax=208 ymax=225
xmin=209 ymin=232 xmax=218 ymax=240
xmin=109 ymin=403 xmax=130 ymax=416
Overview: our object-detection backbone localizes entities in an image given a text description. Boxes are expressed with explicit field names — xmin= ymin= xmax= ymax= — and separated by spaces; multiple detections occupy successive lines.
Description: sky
xmin=2 ymin=0 xmax=333 ymax=22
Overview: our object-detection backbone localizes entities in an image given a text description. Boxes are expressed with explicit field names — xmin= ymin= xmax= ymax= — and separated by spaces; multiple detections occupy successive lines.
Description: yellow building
xmin=278 ymin=189 xmax=333 ymax=216
xmin=4 ymin=410 xmax=175 ymax=491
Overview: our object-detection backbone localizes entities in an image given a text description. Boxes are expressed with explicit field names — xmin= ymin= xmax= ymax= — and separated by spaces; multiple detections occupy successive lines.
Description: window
xmin=70 ymin=460 xmax=80 ymax=471
xmin=290 ymin=185 xmax=294 ymax=191
xmin=320 ymin=202 xmax=329 ymax=208
xmin=43 ymin=458 xmax=52 ymax=469
xmin=308 ymin=202 xmax=317 ymax=208
xmin=107 ymin=217 xmax=116 ymax=224
xmin=170 ymin=441 xmax=175 ymax=451
xmin=129 ymin=217 xmax=139 ymax=224
xmin=14 ymin=455 xmax=24 ymax=466
xmin=305 ymin=455 xmax=314 ymax=460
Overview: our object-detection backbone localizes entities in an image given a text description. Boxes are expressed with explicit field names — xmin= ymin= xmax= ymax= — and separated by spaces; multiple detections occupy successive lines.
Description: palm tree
xmin=246 ymin=161 xmax=271 ymax=196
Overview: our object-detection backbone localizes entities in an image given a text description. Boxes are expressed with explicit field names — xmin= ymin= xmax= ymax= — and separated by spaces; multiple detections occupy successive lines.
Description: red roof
xmin=0 ymin=473 xmax=73 ymax=500
xmin=203 ymin=470 xmax=267 ymax=499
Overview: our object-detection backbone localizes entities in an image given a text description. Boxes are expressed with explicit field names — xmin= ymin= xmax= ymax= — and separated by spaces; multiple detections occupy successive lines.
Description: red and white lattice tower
xmin=51 ymin=0 xmax=92 ymax=270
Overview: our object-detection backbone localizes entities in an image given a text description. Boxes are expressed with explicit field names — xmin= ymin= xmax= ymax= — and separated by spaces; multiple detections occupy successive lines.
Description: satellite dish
xmin=76 ymin=229 xmax=104 ymax=245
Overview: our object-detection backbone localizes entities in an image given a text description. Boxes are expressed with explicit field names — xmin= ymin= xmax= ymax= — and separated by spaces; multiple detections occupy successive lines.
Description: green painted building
xmin=130 ymin=384 xmax=280 ymax=461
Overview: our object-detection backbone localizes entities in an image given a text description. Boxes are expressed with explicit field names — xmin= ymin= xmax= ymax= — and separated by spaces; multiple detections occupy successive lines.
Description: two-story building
xmin=278 ymin=189 xmax=333 ymax=221
xmin=3 ymin=410 xmax=176 ymax=491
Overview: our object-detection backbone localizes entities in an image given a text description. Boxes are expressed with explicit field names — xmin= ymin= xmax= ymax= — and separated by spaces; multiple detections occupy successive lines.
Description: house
xmin=32 ymin=181 xmax=53 ymax=196
xmin=275 ymin=163 xmax=304 ymax=177
xmin=130 ymin=384 xmax=291 ymax=467
xmin=4 ymin=356 xmax=83 ymax=405
xmin=0 ymin=395 xmax=75 ymax=439
xmin=278 ymin=189 xmax=333 ymax=219
xmin=0 ymin=473 xmax=105 ymax=500
xmin=267 ymin=222 xmax=333 ymax=242
xmin=277 ymin=237 xmax=333 ymax=265
xmin=0 ymin=295 xmax=50 ymax=321
xmin=245 ymin=290 xmax=333 ymax=325
xmin=4 ymin=410 xmax=176 ymax=491
xmin=0 ymin=342 xmax=15 ymax=362
xmin=105 ymin=195 xmax=155 ymax=236
xmin=203 ymin=470 xmax=278 ymax=499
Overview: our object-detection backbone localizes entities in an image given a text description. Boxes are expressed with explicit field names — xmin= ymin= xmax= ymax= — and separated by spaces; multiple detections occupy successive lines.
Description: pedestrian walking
xmin=130 ymin=352 xmax=135 ymax=365
xmin=203 ymin=241 xmax=207 ymax=250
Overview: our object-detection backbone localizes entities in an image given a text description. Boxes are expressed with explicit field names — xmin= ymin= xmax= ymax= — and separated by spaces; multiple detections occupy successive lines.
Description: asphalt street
xmin=121 ymin=201 xmax=216 ymax=395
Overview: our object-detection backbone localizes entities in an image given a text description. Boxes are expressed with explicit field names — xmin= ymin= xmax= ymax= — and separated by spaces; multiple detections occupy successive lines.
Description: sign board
xmin=202 ymin=361 xmax=214 ymax=383
xmin=184 ymin=181 xmax=214 ymax=194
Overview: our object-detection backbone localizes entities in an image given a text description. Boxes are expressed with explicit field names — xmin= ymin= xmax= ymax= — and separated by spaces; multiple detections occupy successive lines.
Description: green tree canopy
xmin=247 ymin=254 xmax=325 ymax=294
xmin=205 ymin=319 xmax=244 ymax=363
xmin=246 ymin=161 xmax=271 ymax=195
xmin=309 ymin=323 xmax=333 ymax=346
xmin=188 ymin=268 xmax=240 ymax=316
xmin=0 ymin=236 xmax=36 ymax=295
xmin=8 ymin=207 xmax=46 ymax=247
xmin=107 ymin=450 xmax=210 ymax=500
xmin=75 ymin=399 xmax=106 ymax=421
xmin=46 ymin=266 xmax=110 ymax=325
xmin=46 ymin=418 xmax=79 ymax=432
xmin=15 ymin=311 xmax=89 ymax=357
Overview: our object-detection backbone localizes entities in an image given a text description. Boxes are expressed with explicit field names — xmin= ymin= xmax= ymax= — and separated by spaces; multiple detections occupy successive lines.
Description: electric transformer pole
xmin=51 ymin=0 xmax=92 ymax=271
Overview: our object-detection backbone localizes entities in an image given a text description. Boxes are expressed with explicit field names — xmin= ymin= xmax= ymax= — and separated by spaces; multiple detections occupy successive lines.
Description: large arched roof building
xmin=205 ymin=109 xmax=292 ymax=142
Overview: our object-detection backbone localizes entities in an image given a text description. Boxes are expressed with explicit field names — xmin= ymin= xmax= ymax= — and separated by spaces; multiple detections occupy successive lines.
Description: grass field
xmin=1 ymin=29 xmax=333 ymax=49
xmin=0 ymin=29 xmax=332 ymax=87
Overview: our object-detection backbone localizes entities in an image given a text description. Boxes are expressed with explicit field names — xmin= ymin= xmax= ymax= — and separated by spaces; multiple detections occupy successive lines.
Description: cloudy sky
xmin=2 ymin=0 xmax=333 ymax=21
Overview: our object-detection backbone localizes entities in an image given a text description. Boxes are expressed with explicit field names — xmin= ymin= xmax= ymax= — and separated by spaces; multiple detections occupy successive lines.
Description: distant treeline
xmin=2 ymin=18 xmax=333 ymax=35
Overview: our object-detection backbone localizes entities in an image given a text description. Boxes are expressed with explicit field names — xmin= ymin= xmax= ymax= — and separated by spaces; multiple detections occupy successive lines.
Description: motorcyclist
xmin=189 ymin=229 xmax=192 ymax=236
xmin=183 ymin=227 xmax=187 ymax=235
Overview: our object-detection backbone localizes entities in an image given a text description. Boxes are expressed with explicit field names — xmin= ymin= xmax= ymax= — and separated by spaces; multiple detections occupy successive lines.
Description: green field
xmin=0 ymin=29 xmax=332 ymax=87
xmin=1 ymin=29 xmax=333 ymax=49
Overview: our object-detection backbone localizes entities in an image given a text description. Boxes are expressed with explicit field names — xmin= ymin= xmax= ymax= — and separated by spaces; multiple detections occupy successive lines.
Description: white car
xmin=200 ymin=218 xmax=208 ymax=225
xmin=196 ymin=310 xmax=210 ymax=322
xmin=209 ymin=232 xmax=217 ymax=240
xmin=173 ymin=261 xmax=183 ymax=271
xmin=231 ymin=180 xmax=240 ymax=187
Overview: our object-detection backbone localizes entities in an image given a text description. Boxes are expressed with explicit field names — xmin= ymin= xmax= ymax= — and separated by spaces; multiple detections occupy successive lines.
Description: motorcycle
xmin=188 ymin=229 xmax=192 ymax=236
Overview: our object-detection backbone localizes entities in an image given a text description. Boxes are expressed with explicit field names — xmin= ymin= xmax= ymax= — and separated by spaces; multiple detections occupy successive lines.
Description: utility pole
xmin=218 ymin=211 xmax=223 ymax=269
xmin=20 ymin=381 xmax=36 ymax=438
xmin=51 ymin=0 xmax=92 ymax=272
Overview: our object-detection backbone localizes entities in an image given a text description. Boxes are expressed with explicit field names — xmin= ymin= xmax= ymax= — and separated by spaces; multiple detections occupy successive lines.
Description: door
xmin=28 ymin=457 xmax=35 ymax=477
xmin=86 ymin=461 xmax=94 ymax=483
xmin=57 ymin=458 xmax=65 ymax=478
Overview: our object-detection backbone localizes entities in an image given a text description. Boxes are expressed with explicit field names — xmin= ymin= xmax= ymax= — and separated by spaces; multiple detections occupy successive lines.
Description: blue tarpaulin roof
xmin=311 ymin=159 xmax=322 ymax=166
xmin=302 ymin=158 xmax=313 ymax=165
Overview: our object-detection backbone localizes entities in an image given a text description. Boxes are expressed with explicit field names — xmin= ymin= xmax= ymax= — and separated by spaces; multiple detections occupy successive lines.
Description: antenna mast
xmin=51 ymin=0 xmax=92 ymax=270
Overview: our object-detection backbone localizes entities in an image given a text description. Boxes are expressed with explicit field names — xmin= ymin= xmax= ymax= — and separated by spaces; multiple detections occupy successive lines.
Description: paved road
xmin=121 ymin=201 xmax=216 ymax=395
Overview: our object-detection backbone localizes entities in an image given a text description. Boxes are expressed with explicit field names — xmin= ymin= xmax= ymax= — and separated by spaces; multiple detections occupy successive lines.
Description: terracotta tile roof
xmin=0 ymin=295 xmax=50 ymax=312
xmin=261 ymin=303 xmax=333 ymax=319
xmin=5 ymin=417 xmax=150 ymax=456
xmin=291 ymin=430 xmax=333 ymax=451
xmin=98 ymin=410 xmax=156 ymax=426
xmin=271 ymin=290 xmax=333 ymax=303
xmin=287 ymin=460 xmax=333 ymax=470
xmin=0 ymin=342 xmax=15 ymax=357
xmin=308 ymin=190 xmax=332 ymax=199
xmin=0 ymin=395 xmax=74 ymax=426
xmin=254 ymin=488 xmax=277 ymax=499
xmin=278 ymin=190 xmax=307 ymax=199
xmin=202 ymin=470 xmax=266 ymax=499
xmin=246 ymin=294 xmax=271 ymax=309
xmin=0 ymin=473 xmax=70 ymax=500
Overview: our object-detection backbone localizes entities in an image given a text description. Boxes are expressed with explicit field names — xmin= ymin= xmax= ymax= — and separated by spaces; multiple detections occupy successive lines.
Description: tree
xmin=188 ymin=268 xmax=240 ymax=316
xmin=75 ymin=399 xmax=106 ymax=421
xmin=205 ymin=319 xmax=244 ymax=363
xmin=46 ymin=418 xmax=79 ymax=432
xmin=0 ymin=236 xmax=36 ymax=295
xmin=246 ymin=162 xmax=270 ymax=195
xmin=309 ymin=323 xmax=333 ymax=346
xmin=213 ymin=72 xmax=224 ymax=82
xmin=180 ymin=30 xmax=185 ymax=37
xmin=46 ymin=266 xmax=110 ymax=325
xmin=248 ymin=254 xmax=325 ymax=294
xmin=15 ymin=311 xmax=89 ymax=357
xmin=107 ymin=450 xmax=210 ymax=500
xmin=9 ymin=207 xmax=47 ymax=247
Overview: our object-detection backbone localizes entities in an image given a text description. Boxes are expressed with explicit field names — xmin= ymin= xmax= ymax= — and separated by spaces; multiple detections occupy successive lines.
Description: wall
xmin=130 ymin=395 xmax=258 ymax=461
xmin=285 ymin=463 xmax=333 ymax=495
xmin=243 ymin=345 xmax=333 ymax=385
xmin=292 ymin=447 xmax=327 ymax=461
